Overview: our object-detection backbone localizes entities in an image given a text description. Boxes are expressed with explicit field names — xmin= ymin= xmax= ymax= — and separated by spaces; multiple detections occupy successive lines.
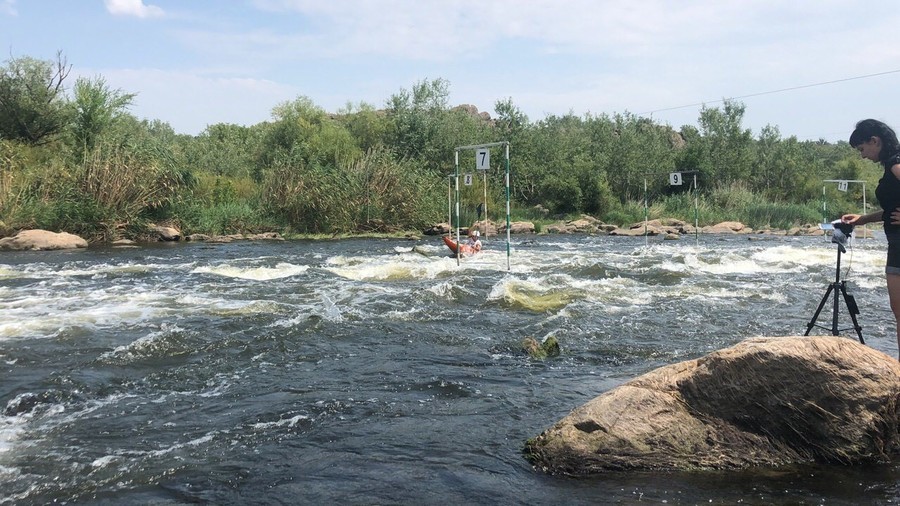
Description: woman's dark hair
xmin=850 ymin=119 xmax=900 ymax=165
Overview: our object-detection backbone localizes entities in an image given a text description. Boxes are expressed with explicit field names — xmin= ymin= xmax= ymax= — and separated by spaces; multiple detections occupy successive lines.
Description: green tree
xmin=494 ymin=97 xmax=529 ymax=141
xmin=187 ymin=122 xmax=260 ymax=178
xmin=337 ymin=101 xmax=389 ymax=152
xmin=753 ymin=124 xmax=780 ymax=194
xmin=69 ymin=76 xmax=136 ymax=159
xmin=697 ymin=100 xmax=754 ymax=188
xmin=386 ymin=78 xmax=454 ymax=172
xmin=593 ymin=113 xmax=677 ymax=204
xmin=0 ymin=52 xmax=71 ymax=145
xmin=754 ymin=131 xmax=818 ymax=201
xmin=254 ymin=96 xmax=360 ymax=181
xmin=525 ymin=112 xmax=591 ymax=213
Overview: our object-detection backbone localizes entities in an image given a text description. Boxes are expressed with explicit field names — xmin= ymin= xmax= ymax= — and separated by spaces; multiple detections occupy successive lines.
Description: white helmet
xmin=472 ymin=230 xmax=480 ymax=237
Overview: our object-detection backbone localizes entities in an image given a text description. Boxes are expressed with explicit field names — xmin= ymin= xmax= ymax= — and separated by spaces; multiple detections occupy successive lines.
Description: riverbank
xmin=0 ymin=215 xmax=874 ymax=251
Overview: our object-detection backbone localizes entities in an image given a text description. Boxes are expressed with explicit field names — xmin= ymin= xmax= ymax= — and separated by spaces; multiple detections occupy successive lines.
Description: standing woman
xmin=841 ymin=119 xmax=900 ymax=359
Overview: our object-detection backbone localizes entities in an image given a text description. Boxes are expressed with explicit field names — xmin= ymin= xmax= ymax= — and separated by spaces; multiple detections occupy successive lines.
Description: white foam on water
xmin=99 ymin=324 xmax=186 ymax=362
xmin=750 ymin=245 xmax=839 ymax=269
xmin=53 ymin=263 xmax=153 ymax=277
xmin=681 ymin=285 xmax=788 ymax=304
xmin=0 ymin=411 xmax=28 ymax=456
xmin=90 ymin=455 xmax=121 ymax=469
xmin=487 ymin=273 xmax=651 ymax=312
xmin=0 ymin=288 xmax=171 ymax=340
xmin=250 ymin=414 xmax=309 ymax=430
xmin=682 ymin=250 xmax=787 ymax=276
xmin=326 ymin=247 xmax=522 ymax=281
xmin=135 ymin=432 xmax=217 ymax=459
xmin=427 ymin=280 xmax=456 ymax=299
xmin=191 ymin=262 xmax=309 ymax=280
xmin=0 ymin=392 xmax=137 ymax=483
xmin=325 ymin=254 xmax=455 ymax=281
xmin=10 ymin=260 xmax=194 ymax=280
xmin=320 ymin=294 xmax=344 ymax=322
xmin=269 ymin=306 xmax=324 ymax=328
xmin=173 ymin=294 xmax=286 ymax=317
xmin=198 ymin=375 xmax=233 ymax=398
xmin=383 ymin=306 xmax=429 ymax=321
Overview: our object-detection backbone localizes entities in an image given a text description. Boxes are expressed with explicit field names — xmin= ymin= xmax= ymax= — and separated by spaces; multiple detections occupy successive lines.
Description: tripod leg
xmin=805 ymin=284 xmax=835 ymax=336
xmin=839 ymin=283 xmax=865 ymax=344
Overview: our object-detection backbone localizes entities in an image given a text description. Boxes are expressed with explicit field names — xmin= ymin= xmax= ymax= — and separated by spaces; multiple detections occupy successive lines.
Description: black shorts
xmin=887 ymin=230 xmax=900 ymax=275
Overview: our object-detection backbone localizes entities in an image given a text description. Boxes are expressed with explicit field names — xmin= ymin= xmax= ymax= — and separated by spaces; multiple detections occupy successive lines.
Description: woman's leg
xmin=888 ymin=273 xmax=900 ymax=358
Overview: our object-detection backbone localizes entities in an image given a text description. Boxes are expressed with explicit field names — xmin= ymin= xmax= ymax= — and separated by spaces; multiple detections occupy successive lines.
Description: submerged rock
xmin=525 ymin=336 xmax=900 ymax=474
xmin=523 ymin=336 xmax=561 ymax=359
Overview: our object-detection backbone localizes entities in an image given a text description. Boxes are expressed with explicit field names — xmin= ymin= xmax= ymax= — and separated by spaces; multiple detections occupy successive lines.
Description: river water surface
xmin=1 ymin=233 xmax=899 ymax=504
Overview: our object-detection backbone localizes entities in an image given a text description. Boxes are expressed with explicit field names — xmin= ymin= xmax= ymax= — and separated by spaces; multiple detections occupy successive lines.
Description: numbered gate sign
xmin=837 ymin=181 xmax=848 ymax=192
xmin=464 ymin=174 xmax=474 ymax=186
xmin=669 ymin=172 xmax=684 ymax=186
xmin=476 ymin=148 xmax=490 ymax=171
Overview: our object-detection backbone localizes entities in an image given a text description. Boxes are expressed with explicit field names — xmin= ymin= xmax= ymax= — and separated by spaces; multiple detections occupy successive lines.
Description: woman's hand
xmin=892 ymin=208 xmax=900 ymax=226
xmin=841 ymin=213 xmax=862 ymax=225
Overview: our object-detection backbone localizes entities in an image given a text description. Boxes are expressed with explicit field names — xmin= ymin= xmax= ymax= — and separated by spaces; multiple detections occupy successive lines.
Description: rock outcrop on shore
xmin=0 ymin=230 xmax=88 ymax=251
xmin=185 ymin=232 xmax=284 ymax=243
xmin=424 ymin=216 xmax=849 ymax=239
xmin=0 ymin=227 xmax=288 ymax=250
xmin=423 ymin=220 xmax=535 ymax=236
xmin=525 ymin=336 xmax=900 ymax=474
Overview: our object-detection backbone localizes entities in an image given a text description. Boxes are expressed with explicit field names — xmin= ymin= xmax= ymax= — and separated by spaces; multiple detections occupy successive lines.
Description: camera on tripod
xmin=819 ymin=219 xmax=854 ymax=252
xmin=806 ymin=218 xmax=863 ymax=343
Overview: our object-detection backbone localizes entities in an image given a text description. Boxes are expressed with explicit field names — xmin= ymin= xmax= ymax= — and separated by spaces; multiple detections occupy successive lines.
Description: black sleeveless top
xmin=876 ymin=153 xmax=900 ymax=233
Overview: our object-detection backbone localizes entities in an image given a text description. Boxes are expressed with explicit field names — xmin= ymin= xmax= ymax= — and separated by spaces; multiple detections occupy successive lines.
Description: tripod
xmin=804 ymin=244 xmax=864 ymax=343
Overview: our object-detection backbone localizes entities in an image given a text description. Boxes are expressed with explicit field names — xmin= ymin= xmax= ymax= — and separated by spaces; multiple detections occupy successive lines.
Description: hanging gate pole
xmin=454 ymin=150 xmax=461 ymax=266
xmin=504 ymin=143 xmax=511 ymax=271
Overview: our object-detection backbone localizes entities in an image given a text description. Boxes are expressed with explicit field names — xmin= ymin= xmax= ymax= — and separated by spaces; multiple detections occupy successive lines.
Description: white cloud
xmin=104 ymin=0 xmax=164 ymax=19
xmin=246 ymin=0 xmax=800 ymax=60
xmin=63 ymin=1 xmax=900 ymax=140
xmin=1 ymin=0 xmax=17 ymax=16
xmin=86 ymin=68 xmax=298 ymax=134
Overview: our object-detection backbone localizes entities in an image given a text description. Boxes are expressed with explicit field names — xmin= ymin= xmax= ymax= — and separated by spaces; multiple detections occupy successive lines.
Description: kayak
xmin=443 ymin=235 xmax=478 ymax=255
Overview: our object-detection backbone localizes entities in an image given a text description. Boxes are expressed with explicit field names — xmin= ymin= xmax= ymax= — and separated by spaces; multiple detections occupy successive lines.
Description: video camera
xmin=819 ymin=219 xmax=854 ymax=253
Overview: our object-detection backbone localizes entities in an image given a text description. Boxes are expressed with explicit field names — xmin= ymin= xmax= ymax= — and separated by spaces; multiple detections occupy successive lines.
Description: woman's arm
xmin=842 ymin=211 xmax=883 ymax=226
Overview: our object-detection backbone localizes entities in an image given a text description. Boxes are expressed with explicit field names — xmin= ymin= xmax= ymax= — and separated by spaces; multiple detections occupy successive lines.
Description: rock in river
xmin=525 ymin=336 xmax=900 ymax=474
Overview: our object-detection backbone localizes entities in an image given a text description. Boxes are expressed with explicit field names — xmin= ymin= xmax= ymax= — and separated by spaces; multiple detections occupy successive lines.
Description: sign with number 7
xmin=476 ymin=148 xmax=489 ymax=171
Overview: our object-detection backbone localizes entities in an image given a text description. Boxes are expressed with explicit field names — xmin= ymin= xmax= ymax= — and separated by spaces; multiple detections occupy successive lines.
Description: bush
xmin=262 ymin=148 xmax=443 ymax=234
xmin=602 ymin=200 xmax=646 ymax=227
xmin=601 ymin=185 xmax=822 ymax=230
xmin=177 ymin=200 xmax=272 ymax=235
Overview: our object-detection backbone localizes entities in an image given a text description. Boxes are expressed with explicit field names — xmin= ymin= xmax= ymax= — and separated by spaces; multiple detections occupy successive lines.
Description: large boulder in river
xmin=524 ymin=336 xmax=900 ymax=474
xmin=701 ymin=221 xmax=752 ymax=234
xmin=149 ymin=224 xmax=181 ymax=241
xmin=423 ymin=223 xmax=451 ymax=236
xmin=501 ymin=221 xmax=535 ymax=234
xmin=0 ymin=229 xmax=88 ymax=251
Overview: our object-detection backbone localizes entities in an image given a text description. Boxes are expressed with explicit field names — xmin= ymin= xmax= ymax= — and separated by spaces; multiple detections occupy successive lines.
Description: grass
xmin=599 ymin=190 xmax=823 ymax=231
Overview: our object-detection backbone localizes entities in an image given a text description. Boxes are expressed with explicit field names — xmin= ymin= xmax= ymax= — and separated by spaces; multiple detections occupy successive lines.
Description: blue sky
xmin=2 ymin=0 xmax=899 ymax=142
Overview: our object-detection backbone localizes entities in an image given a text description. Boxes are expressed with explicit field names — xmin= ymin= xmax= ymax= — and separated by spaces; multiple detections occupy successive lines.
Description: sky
xmin=2 ymin=0 xmax=899 ymax=142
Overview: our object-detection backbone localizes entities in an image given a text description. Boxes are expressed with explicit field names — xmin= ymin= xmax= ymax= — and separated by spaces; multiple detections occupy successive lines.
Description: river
xmin=1 ymin=233 xmax=899 ymax=504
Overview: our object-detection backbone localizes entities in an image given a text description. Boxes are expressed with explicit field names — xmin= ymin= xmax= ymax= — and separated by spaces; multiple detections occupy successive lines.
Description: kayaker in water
xmin=467 ymin=230 xmax=483 ymax=253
